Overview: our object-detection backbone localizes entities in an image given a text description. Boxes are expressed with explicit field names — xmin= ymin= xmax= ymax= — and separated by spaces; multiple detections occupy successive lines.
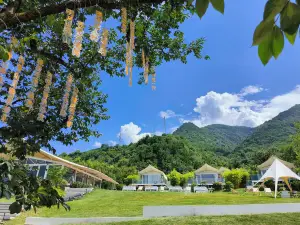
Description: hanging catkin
xmin=90 ymin=11 xmax=103 ymax=42
xmin=72 ymin=21 xmax=85 ymax=58
xmin=60 ymin=74 xmax=73 ymax=117
xmin=130 ymin=20 xmax=135 ymax=50
xmin=99 ymin=28 xmax=109 ymax=56
xmin=121 ymin=8 xmax=127 ymax=34
xmin=37 ymin=72 xmax=52 ymax=122
xmin=125 ymin=42 xmax=130 ymax=75
xmin=67 ymin=87 xmax=79 ymax=128
xmin=26 ymin=59 xmax=44 ymax=109
xmin=1 ymin=56 xmax=25 ymax=122
xmin=151 ymin=69 xmax=156 ymax=91
xmin=63 ymin=9 xmax=74 ymax=46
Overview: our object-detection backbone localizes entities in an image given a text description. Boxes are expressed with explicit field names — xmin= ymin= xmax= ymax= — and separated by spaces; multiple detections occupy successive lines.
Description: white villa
xmin=136 ymin=165 xmax=168 ymax=186
xmin=194 ymin=164 xmax=226 ymax=185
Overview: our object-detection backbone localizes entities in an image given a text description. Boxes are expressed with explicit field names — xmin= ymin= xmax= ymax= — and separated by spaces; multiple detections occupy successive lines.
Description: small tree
xmin=47 ymin=166 xmax=68 ymax=189
xmin=223 ymin=169 xmax=250 ymax=189
xmin=124 ymin=174 xmax=139 ymax=185
xmin=179 ymin=172 xmax=194 ymax=187
xmin=168 ymin=169 xmax=181 ymax=186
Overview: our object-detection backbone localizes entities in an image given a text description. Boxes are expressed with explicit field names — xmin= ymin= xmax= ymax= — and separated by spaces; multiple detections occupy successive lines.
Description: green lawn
xmin=67 ymin=213 xmax=300 ymax=225
xmin=4 ymin=189 xmax=300 ymax=225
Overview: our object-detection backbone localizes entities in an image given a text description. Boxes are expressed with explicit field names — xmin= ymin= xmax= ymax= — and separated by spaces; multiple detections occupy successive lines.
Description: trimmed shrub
xmin=223 ymin=181 xmax=233 ymax=192
xmin=212 ymin=182 xmax=222 ymax=191
xmin=70 ymin=181 xmax=91 ymax=188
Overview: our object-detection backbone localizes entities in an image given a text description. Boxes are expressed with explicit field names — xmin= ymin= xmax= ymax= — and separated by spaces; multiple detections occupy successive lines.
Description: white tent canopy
xmin=257 ymin=158 xmax=300 ymax=198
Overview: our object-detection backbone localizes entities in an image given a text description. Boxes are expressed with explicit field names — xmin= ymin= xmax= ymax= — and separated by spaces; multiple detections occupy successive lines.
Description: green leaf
xmin=297 ymin=0 xmax=300 ymax=5
xmin=187 ymin=0 xmax=194 ymax=6
xmin=258 ymin=36 xmax=273 ymax=65
xmin=196 ymin=0 xmax=209 ymax=19
xmin=264 ymin=0 xmax=288 ymax=20
xmin=280 ymin=2 xmax=300 ymax=34
xmin=253 ymin=20 xmax=274 ymax=46
xmin=0 ymin=46 xmax=9 ymax=61
xmin=272 ymin=26 xmax=284 ymax=59
xmin=210 ymin=0 xmax=225 ymax=14
xmin=285 ymin=31 xmax=297 ymax=44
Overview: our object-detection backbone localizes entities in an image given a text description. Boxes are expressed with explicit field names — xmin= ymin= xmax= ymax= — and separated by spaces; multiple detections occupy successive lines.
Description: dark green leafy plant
xmin=0 ymin=159 xmax=69 ymax=214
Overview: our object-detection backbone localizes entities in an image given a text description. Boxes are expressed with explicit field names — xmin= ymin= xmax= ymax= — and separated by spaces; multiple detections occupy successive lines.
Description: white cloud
xmin=188 ymin=85 xmax=300 ymax=128
xmin=240 ymin=85 xmax=264 ymax=96
xmin=159 ymin=110 xmax=177 ymax=119
xmin=108 ymin=140 xmax=117 ymax=146
xmin=118 ymin=122 xmax=151 ymax=144
xmin=93 ymin=141 xmax=102 ymax=148
xmin=170 ymin=126 xmax=179 ymax=133
xmin=154 ymin=131 xmax=164 ymax=136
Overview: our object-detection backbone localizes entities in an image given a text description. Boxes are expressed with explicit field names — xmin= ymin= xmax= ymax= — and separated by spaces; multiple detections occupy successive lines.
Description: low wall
xmin=143 ymin=203 xmax=300 ymax=218
xmin=25 ymin=217 xmax=145 ymax=225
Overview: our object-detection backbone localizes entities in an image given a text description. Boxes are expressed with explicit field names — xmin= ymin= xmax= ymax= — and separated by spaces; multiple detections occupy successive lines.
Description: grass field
xmin=4 ymin=189 xmax=300 ymax=225
xmin=67 ymin=213 xmax=300 ymax=225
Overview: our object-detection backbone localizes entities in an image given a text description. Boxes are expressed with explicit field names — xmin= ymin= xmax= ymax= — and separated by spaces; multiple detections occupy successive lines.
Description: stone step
xmin=0 ymin=209 xmax=10 ymax=213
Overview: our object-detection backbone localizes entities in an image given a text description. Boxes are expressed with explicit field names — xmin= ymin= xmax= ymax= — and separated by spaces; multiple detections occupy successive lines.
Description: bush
xmin=291 ymin=180 xmax=300 ymax=191
xmin=223 ymin=168 xmax=250 ymax=189
xmin=264 ymin=180 xmax=275 ymax=191
xmin=191 ymin=182 xmax=196 ymax=192
xmin=168 ymin=169 xmax=181 ymax=186
xmin=223 ymin=181 xmax=233 ymax=192
xmin=212 ymin=182 xmax=222 ymax=191
xmin=70 ymin=181 xmax=91 ymax=188
xmin=116 ymin=184 xmax=124 ymax=191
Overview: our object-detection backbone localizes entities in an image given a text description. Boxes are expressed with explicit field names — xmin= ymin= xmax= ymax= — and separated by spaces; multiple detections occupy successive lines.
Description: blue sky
xmin=52 ymin=0 xmax=300 ymax=154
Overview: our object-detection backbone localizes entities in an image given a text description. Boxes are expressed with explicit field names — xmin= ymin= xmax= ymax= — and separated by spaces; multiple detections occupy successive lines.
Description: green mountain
xmin=173 ymin=123 xmax=254 ymax=155
xmin=61 ymin=135 xmax=228 ymax=184
xmin=231 ymin=104 xmax=300 ymax=166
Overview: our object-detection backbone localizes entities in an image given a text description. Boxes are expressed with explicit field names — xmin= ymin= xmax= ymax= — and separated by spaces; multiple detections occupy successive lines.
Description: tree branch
xmin=0 ymin=0 xmax=164 ymax=30
xmin=31 ymin=48 xmax=77 ymax=75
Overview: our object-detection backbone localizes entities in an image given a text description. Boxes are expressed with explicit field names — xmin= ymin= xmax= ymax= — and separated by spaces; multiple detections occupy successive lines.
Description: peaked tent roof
xmin=32 ymin=149 xmax=119 ymax=184
xmin=139 ymin=165 xmax=167 ymax=180
xmin=195 ymin=164 xmax=219 ymax=174
xmin=257 ymin=159 xmax=300 ymax=198
xmin=258 ymin=156 xmax=295 ymax=170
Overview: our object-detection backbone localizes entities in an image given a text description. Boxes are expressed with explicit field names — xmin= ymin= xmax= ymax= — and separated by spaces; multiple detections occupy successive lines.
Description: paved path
xmin=25 ymin=203 xmax=300 ymax=225
xmin=144 ymin=203 xmax=300 ymax=218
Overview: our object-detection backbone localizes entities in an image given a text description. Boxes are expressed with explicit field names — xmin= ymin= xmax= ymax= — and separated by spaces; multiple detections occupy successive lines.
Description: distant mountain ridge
xmin=174 ymin=104 xmax=300 ymax=166
xmin=231 ymin=104 xmax=300 ymax=166
xmin=173 ymin=122 xmax=254 ymax=155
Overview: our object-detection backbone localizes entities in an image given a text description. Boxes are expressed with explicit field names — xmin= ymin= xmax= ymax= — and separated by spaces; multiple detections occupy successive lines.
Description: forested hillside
xmin=231 ymin=104 xmax=300 ymax=166
xmin=173 ymin=123 xmax=254 ymax=155
xmin=60 ymin=135 xmax=228 ymax=184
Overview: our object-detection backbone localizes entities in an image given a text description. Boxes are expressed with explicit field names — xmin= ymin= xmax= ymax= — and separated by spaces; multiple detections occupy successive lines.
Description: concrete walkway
xmin=144 ymin=203 xmax=300 ymax=218
xmin=25 ymin=203 xmax=300 ymax=225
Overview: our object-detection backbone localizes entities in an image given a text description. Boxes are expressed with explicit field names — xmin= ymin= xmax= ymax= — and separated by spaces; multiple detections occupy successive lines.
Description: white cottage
xmin=194 ymin=164 xmax=219 ymax=185
xmin=137 ymin=165 xmax=168 ymax=186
